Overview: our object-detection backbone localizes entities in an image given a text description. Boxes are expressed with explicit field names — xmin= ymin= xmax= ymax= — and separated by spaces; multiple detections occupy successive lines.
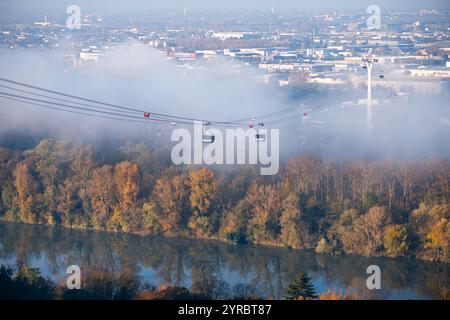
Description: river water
xmin=0 ymin=221 xmax=448 ymax=299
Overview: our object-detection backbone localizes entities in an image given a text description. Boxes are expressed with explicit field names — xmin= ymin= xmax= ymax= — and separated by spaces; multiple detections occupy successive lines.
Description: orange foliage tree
xmin=13 ymin=162 xmax=36 ymax=224
xmin=319 ymin=289 xmax=352 ymax=300
xmin=153 ymin=173 xmax=187 ymax=236
xmin=246 ymin=183 xmax=282 ymax=243
xmin=88 ymin=165 xmax=116 ymax=229
xmin=113 ymin=161 xmax=140 ymax=231
xmin=187 ymin=168 xmax=218 ymax=237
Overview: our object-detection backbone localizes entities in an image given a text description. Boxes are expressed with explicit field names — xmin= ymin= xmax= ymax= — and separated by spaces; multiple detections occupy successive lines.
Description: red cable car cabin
xmin=144 ymin=112 xmax=151 ymax=118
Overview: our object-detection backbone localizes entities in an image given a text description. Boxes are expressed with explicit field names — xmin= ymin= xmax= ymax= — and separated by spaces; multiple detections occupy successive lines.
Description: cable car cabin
xmin=144 ymin=112 xmax=151 ymax=118
xmin=202 ymin=134 xmax=215 ymax=144
xmin=255 ymin=133 xmax=266 ymax=142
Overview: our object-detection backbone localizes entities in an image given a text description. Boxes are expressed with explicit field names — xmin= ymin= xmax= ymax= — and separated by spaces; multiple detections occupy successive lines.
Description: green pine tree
xmin=286 ymin=272 xmax=317 ymax=300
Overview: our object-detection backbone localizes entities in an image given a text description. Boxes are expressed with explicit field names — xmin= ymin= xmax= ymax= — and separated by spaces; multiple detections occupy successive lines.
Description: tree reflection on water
xmin=0 ymin=221 xmax=448 ymax=300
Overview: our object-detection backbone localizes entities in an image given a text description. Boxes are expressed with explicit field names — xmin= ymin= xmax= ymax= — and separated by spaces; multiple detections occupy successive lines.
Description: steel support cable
xmin=0 ymin=77 xmax=304 ymax=126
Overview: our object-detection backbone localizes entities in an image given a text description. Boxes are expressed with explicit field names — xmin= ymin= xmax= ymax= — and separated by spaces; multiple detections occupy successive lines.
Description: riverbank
xmin=1 ymin=141 xmax=448 ymax=266
xmin=1 ymin=220 xmax=449 ymax=300
xmin=1 ymin=218 xmax=446 ymax=264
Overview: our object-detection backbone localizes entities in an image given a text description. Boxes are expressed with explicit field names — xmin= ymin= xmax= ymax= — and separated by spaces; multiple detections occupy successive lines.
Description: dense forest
xmin=0 ymin=139 xmax=449 ymax=262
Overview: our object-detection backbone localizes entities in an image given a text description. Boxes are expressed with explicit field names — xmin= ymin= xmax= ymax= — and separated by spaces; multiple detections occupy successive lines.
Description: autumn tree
xmin=88 ymin=165 xmax=116 ymax=229
xmin=383 ymin=224 xmax=410 ymax=257
xmin=1 ymin=138 xmax=449 ymax=261
xmin=109 ymin=207 xmax=123 ymax=231
xmin=70 ymin=145 xmax=95 ymax=208
xmin=332 ymin=208 xmax=360 ymax=254
xmin=410 ymin=203 xmax=449 ymax=260
xmin=319 ymin=289 xmax=351 ymax=300
xmin=0 ymin=149 xmax=20 ymax=219
xmin=13 ymin=162 xmax=36 ymax=224
xmin=425 ymin=218 xmax=449 ymax=262
xmin=354 ymin=206 xmax=388 ymax=256
xmin=33 ymin=139 xmax=71 ymax=221
xmin=279 ymin=193 xmax=303 ymax=249
xmin=246 ymin=183 xmax=282 ymax=243
xmin=409 ymin=203 xmax=432 ymax=239
xmin=315 ymin=238 xmax=337 ymax=255
xmin=153 ymin=173 xmax=187 ymax=236
xmin=396 ymin=161 xmax=418 ymax=211
xmin=56 ymin=179 xmax=77 ymax=226
xmin=1 ymin=181 xmax=18 ymax=220
xmin=219 ymin=199 xmax=249 ymax=244
xmin=188 ymin=168 xmax=218 ymax=214
xmin=427 ymin=159 xmax=450 ymax=205
xmin=114 ymin=161 xmax=140 ymax=212
xmin=187 ymin=168 xmax=218 ymax=238
xmin=142 ymin=202 xmax=162 ymax=235
xmin=113 ymin=161 xmax=140 ymax=231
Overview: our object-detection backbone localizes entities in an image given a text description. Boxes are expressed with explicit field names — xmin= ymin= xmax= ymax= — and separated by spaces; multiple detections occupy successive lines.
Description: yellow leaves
xmin=188 ymin=214 xmax=211 ymax=238
xmin=153 ymin=173 xmax=186 ymax=235
xmin=46 ymin=212 xmax=55 ymax=225
xmin=319 ymin=289 xmax=351 ymax=300
xmin=409 ymin=203 xmax=449 ymax=261
xmin=13 ymin=162 xmax=36 ymax=223
xmin=88 ymin=165 xmax=115 ymax=228
xmin=425 ymin=218 xmax=449 ymax=261
xmin=222 ymin=216 xmax=238 ymax=236
xmin=354 ymin=206 xmax=388 ymax=256
xmin=383 ymin=224 xmax=409 ymax=257
xmin=109 ymin=207 xmax=123 ymax=231
xmin=142 ymin=202 xmax=162 ymax=235
xmin=188 ymin=168 xmax=218 ymax=215
xmin=114 ymin=161 xmax=140 ymax=211
xmin=429 ymin=204 xmax=450 ymax=220
xmin=185 ymin=168 xmax=219 ymax=237
xmin=339 ymin=208 xmax=359 ymax=226
xmin=280 ymin=193 xmax=303 ymax=249
xmin=246 ymin=183 xmax=283 ymax=243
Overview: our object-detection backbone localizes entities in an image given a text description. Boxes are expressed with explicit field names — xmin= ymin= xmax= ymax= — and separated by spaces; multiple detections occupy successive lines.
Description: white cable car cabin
xmin=255 ymin=133 xmax=266 ymax=142
xmin=202 ymin=132 xmax=215 ymax=144
xmin=201 ymin=123 xmax=215 ymax=143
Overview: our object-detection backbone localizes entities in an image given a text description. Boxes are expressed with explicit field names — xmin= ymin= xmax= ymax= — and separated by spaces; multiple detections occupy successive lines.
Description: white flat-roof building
xmin=369 ymin=76 xmax=449 ymax=95
xmin=211 ymin=32 xmax=258 ymax=40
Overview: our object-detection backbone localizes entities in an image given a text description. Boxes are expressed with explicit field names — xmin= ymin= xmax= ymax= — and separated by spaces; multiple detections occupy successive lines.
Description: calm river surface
xmin=0 ymin=221 xmax=448 ymax=299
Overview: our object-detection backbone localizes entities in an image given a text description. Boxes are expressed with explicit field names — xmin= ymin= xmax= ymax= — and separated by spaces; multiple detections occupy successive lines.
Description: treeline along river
xmin=0 ymin=221 xmax=448 ymax=299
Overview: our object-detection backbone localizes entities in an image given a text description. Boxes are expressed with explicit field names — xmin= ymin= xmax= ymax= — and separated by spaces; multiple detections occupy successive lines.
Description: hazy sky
xmin=1 ymin=45 xmax=449 ymax=159
xmin=0 ymin=0 xmax=448 ymax=14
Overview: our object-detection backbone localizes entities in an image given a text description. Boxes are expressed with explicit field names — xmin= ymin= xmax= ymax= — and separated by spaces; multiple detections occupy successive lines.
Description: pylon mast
xmin=362 ymin=53 xmax=378 ymax=131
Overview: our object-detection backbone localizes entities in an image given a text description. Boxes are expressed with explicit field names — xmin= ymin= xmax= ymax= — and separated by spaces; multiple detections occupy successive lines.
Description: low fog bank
xmin=0 ymin=45 xmax=449 ymax=162
xmin=0 ymin=45 xmax=284 ymax=146
xmin=280 ymin=96 xmax=450 ymax=161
